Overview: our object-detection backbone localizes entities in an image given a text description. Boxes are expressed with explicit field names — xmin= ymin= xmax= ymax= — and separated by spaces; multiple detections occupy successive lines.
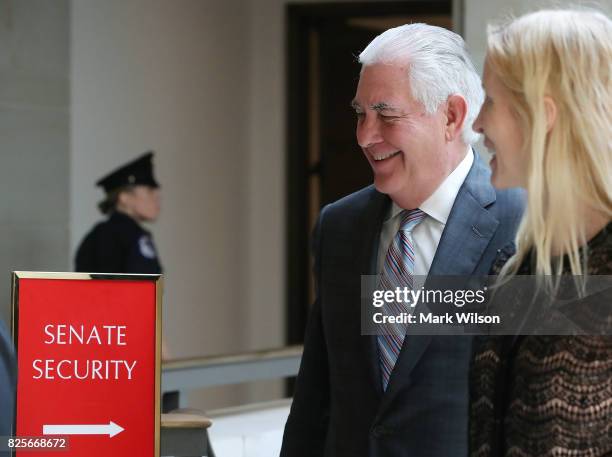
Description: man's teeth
xmin=373 ymin=151 xmax=400 ymax=161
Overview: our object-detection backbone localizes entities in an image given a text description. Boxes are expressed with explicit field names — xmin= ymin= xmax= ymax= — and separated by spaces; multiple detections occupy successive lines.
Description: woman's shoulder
xmin=489 ymin=242 xmax=518 ymax=275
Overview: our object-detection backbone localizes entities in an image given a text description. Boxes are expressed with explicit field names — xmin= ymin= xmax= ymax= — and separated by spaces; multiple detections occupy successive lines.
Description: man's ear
xmin=445 ymin=94 xmax=468 ymax=142
xmin=543 ymin=96 xmax=557 ymax=132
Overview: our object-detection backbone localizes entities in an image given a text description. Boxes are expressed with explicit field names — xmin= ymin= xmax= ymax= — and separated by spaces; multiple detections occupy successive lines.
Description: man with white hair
xmin=281 ymin=24 xmax=524 ymax=456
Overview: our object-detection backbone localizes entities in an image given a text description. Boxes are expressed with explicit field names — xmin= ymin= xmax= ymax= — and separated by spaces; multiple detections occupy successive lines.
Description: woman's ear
xmin=544 ymin=96 xmax=557 ymax=132
xmin=116 ymin=190 xmax=131 ymax=209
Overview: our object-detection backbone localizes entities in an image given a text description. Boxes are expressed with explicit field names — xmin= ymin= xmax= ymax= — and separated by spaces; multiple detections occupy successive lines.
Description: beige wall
xmin=0 ymin=0 xmax=70 ymax=324
xmin=71 ymin=0 xmax=250 ymax=356
xmin=70 ymin=0 xmax=252 ymax=408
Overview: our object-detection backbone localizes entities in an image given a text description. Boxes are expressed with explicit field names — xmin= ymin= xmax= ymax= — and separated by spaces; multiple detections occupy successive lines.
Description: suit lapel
xmin=428 ymin=155 xmax=498 ymax=276
xmin=377 ymin=153 xmax=499 ymax=412
xmin=356 ymin=188 xmax=390 ymax=400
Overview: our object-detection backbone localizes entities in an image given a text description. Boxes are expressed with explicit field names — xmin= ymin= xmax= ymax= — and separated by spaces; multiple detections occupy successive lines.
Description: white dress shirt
xmin=376 ymin=148 xmax=474 ymax=277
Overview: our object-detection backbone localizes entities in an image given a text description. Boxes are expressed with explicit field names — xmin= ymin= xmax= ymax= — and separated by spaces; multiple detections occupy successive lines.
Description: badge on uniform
xmin=139 ymin=236 xmax=157 ymax=259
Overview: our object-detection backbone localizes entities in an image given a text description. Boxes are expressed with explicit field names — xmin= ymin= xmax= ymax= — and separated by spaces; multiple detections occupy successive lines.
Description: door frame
xmin=285 ymin=0 xmax=459 ymax=346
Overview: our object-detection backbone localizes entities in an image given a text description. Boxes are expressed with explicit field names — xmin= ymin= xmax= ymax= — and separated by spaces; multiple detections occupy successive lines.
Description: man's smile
xmin=370 ymin=150 xmax=402 ymax=162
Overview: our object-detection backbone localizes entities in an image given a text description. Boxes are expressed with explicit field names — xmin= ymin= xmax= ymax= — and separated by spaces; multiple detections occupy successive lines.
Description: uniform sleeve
xmin=281 ymin=209 xmax=330 ymax=457
xmin=94 ymin=229 xmax=126 ymax=273
xmin=125 ymin=234 xmax=162 ymax=274
xmin=75 ymin=226 xmax=125 ymax=273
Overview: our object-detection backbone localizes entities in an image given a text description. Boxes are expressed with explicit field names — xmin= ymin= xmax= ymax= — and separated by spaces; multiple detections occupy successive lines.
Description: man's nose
xmin=356 ymin=115 xmax=383 ymax=148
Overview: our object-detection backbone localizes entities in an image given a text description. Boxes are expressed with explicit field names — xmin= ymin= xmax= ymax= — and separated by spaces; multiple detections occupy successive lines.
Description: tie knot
xmin=400 ymin=208 xmax=425 ymax=232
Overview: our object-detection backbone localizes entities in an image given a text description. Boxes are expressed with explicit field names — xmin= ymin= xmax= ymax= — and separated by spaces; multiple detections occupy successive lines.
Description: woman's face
xmin=119 ymin=185 xmax=161 ymax=222
xmin=473 ymin=58 xmax=527 ymax=189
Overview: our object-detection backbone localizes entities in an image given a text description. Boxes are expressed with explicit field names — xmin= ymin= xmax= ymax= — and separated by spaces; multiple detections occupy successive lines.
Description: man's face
xmin=353 ymin=64 xmax=453 ymax=206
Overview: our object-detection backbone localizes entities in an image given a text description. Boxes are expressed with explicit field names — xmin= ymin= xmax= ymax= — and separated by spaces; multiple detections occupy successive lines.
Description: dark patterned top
xmin=469 ymin=222 xmax=612 ymax=457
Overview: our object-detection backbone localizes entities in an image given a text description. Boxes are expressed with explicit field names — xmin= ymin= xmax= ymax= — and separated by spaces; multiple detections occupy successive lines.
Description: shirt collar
xmin=386 ymin=147 xmax=474 ymax=224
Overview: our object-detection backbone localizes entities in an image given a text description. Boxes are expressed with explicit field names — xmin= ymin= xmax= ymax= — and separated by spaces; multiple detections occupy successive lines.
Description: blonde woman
xmin=469 ymin=9 xmax=612 ymax=457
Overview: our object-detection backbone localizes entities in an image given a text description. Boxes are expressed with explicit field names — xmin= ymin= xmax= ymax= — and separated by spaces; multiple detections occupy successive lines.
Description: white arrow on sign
xmin=43 ymin=421 xmax=124 ymax=438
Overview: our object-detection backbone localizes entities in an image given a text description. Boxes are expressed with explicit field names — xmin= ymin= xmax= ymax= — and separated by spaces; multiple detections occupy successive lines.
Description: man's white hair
xmin=359 ymin=23 xmax=484 ymax=145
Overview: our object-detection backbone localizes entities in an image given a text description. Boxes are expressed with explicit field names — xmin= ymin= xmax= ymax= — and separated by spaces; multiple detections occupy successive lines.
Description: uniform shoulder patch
xmin=138 ymin=235 xmax=157 ymax=259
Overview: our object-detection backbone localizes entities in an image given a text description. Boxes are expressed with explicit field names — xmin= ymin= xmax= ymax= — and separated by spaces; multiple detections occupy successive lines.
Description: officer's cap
xmin=97 ymin=151 xmax=159 ymax=193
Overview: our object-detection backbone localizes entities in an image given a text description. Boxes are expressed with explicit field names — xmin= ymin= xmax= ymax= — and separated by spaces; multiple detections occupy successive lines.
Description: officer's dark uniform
xmin=73 ymin=151 xmax=182 ymax=413
xmin=74 ymin=152 xmax=162 ymax=275
xmin=75 ymin=211 xmax=161 ymax=274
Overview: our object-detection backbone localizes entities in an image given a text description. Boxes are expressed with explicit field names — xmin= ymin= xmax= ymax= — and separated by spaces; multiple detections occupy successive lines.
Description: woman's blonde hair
xmin=487 ymin=9 xmax=612 ymax=289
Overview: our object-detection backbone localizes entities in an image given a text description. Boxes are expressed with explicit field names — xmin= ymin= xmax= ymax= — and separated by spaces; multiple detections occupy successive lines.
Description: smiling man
xmin=281 ymin=24 xmax=525 ymax=457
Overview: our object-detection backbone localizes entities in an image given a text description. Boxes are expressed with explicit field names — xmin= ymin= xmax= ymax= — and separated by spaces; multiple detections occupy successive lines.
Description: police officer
xmin=75 ymin=152 xmax=162 ymax=274
xmin=74 ymin=151 xmax=183 ymax=412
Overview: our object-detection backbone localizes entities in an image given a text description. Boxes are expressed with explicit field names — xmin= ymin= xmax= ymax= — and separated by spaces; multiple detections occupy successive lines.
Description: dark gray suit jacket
xmin=0 ymin=320 xmax=15 ymax=437
xmin=281 ymin=154 xmax=525 ymax=457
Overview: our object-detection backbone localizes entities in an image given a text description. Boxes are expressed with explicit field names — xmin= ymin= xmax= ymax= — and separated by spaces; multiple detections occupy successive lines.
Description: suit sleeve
xmin=280 ymin=209 xmax=330 ymax=457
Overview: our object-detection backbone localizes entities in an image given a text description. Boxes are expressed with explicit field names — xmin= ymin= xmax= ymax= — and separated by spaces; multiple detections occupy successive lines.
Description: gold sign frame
xmin=11 ymin=271 xmax=163 ymax=457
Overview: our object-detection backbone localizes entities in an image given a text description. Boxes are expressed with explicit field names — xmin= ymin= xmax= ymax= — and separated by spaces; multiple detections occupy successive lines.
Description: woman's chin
xmin=490 ymin=158 xmax=508 ymax=189
xmin=490 ymin=170 xmax=508 ymax=189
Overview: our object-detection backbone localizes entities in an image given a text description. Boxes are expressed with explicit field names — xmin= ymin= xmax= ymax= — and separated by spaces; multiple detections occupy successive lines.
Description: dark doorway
xmin=286 ymin=2 xmax=454 ymax=348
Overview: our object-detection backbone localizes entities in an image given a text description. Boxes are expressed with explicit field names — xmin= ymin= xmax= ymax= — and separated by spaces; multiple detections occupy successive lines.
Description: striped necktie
xmin=377 ymin=208 xmax=426 ymax=391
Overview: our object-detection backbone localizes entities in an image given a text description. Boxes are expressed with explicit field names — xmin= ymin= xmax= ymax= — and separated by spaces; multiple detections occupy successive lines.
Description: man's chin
xmin=372 ymin=176 xmax=399 ymax=196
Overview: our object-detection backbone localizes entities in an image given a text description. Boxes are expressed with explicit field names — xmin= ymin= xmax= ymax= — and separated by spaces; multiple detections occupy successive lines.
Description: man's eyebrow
xmin=350 ymin=100 xmax=400 ymax=112
xmin=371 ymin=102 xmax=399 ymax=112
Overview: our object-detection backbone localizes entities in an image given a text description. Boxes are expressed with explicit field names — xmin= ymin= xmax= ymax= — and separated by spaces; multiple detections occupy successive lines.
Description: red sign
xmin=12 ymin=272 xmax=161 ymax=457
